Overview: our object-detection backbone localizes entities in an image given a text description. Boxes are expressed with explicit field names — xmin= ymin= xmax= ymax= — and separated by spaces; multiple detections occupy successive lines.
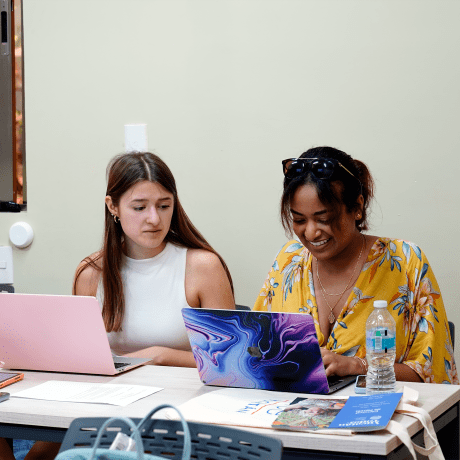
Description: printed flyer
xmin=329 ymin=393 xmax=403 ymax=431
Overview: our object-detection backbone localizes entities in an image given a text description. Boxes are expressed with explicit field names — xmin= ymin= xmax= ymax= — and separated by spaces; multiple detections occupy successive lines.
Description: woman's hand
xmin=123 ymin=346 xmax=197 ymax=368
xmin=320 ymin=348 xmax=362 ymax=377
xmin=321 ymin=349 xmax=424 ymax=381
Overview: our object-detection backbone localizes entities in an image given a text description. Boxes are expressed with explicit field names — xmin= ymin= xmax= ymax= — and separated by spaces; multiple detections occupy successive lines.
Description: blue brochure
xmin=329 ymin=393 xmax=403 ymax=431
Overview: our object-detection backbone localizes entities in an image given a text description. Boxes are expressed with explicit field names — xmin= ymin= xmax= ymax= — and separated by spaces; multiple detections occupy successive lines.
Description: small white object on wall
xmin=124 ymin=124 xmax=148 ymax=152
xmin=9 ymin=222 xmax=34 ymax=249
xmin=0 ymin=246 xmax=13 ymax=284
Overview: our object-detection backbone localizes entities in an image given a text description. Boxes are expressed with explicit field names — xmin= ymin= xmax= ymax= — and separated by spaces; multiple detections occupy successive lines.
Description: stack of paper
xmin=12 ymin=381 xmax=162 ymax=407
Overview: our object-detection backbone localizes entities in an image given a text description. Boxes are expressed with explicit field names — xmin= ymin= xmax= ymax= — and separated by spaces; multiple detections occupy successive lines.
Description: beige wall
xmin=2 ymin=0 xmax=459 ymax=357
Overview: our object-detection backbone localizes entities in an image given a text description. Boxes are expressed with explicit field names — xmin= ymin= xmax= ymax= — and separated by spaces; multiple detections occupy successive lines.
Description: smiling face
xmin=290 ymin=183 xmax=363 ymax=263
xmin=106 ymin=180 xmax=174 ymax=259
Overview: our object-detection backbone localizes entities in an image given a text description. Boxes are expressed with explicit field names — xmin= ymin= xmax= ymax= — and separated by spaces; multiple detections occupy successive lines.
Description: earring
xmin=112 ymin=214 xmax=119 ymax=223
xmin=356 ymin=213 xmax=362 ymax=219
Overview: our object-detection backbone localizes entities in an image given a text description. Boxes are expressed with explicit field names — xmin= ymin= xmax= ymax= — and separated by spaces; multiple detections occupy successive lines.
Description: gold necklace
xmin=319 ymin=288 xmax=346 ymax=324
xmin=316 ymin=234 xmax=366 ymax=324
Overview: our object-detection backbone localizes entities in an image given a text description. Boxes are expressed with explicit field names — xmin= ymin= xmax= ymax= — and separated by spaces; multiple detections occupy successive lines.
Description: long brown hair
xmin=73 ymin=152 xmax=233 ymax=332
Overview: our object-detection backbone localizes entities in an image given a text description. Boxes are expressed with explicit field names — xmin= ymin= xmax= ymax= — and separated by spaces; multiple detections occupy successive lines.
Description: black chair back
xmin=449 ymin=321 xmax=455 ymax=350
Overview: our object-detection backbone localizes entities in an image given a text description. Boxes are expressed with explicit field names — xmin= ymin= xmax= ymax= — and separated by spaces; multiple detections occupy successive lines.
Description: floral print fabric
xmin=253 ymin=237 xmax=458 ymax=384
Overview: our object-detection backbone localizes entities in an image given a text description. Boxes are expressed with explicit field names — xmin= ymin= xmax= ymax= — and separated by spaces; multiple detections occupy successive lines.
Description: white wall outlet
xmin=0 ymin=246 xmax=13 ymax=284
xmin=124 ymin=124 xmax=148 ymax=152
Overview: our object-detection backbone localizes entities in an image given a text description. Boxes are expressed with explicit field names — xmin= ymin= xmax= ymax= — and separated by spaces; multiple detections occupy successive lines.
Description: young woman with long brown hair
xmin=14 ymin=152 xmax=235 ymax=460
xmin=74 ymin=151 xmax=235 ymax=366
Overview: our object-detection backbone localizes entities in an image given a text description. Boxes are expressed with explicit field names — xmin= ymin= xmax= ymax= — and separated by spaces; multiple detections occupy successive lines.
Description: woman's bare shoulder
xmin=186 ymin=248 xmax=222 ymax=272
xmin=74 ymin=251 xmax=102 ymax=296
xmin=185 ymin=248 xmax=234 ymax=310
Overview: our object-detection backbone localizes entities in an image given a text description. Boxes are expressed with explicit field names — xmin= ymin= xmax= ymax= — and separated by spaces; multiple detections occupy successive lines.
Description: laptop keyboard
xmin=327 ymin=375 xmax=345 ymax=385
xmin=114 ymin=362 xmax=130 ymax=369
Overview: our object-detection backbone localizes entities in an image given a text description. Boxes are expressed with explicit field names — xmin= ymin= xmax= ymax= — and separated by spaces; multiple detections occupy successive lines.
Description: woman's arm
xmin=394 ymin=363 xmax=423 ymax=382
xmin=73 ymin=254 xmax=101 ymax=296
xmin=321 ymin=349 xmax=362 ymax=377
xmin=320 ymin=349 xmax=423 ymax=381
xmin=185 ymin=249 xmax=235 ymax=310
xmin=122 ymin=346 xmax=196 ymax=367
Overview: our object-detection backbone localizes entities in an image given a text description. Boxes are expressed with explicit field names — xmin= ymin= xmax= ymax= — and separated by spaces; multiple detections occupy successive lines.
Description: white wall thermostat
xmin=9 ymin=222 xmax=34 ymax=249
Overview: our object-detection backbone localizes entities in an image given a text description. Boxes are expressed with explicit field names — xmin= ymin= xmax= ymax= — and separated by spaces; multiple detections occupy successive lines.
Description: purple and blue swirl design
xmin=182 ymin=309 xmax=329 ymax=394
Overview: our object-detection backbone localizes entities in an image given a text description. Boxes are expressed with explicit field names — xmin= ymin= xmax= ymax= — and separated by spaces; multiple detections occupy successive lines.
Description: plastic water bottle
xmin=365 ymin=300 xmax=396 ymax=394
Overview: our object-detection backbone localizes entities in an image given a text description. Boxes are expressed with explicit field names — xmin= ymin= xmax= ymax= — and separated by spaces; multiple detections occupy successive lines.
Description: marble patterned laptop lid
xmin=182 ymin=308 xmax=331 ymax=394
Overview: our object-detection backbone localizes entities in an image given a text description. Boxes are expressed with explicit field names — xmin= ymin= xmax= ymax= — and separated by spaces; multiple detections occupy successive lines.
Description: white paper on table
xmin=165 ymin=388 xmax=295 ymax=428
xmin=11 ymin=381 xmax=163 ymax=406
xmin=165 ymin=388 xmax=353 ymax=435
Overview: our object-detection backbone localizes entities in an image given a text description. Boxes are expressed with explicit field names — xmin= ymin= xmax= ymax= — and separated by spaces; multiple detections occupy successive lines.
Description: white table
xmin=0 ymin=366 xmax=458 ymax=460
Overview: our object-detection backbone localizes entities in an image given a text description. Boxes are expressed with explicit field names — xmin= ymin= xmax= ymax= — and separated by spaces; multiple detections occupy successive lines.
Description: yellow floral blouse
xmin=253 ymin=237 xmax=458 ymax=384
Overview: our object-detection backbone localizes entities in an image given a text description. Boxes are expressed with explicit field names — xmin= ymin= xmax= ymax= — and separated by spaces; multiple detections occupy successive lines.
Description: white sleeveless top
xmin=97 ymin=243 xmax=192 ymax=355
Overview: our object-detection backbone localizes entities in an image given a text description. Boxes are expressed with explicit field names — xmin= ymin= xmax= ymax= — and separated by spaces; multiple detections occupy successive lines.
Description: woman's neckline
xmin=309 ymin=235 xmax=380 ymax=344
xmin=123 ymin=242 xmax=173 ymax=263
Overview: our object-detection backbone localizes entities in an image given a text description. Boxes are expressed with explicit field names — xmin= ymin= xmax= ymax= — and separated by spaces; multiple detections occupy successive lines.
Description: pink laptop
xmin=0 ymin=293 xmax=149 ymax=375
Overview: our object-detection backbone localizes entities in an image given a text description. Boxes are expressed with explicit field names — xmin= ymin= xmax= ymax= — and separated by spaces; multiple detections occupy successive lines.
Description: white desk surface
xmin=1 ymin=365 xmax=459 ymax=457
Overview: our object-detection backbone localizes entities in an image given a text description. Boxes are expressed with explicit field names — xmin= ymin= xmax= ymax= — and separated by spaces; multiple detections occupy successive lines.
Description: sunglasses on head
xmin=282 ymin=157 xmax=358 ymax=182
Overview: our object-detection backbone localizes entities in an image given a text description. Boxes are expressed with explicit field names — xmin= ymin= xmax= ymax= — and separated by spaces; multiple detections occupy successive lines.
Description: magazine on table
xmin=272 ymin=397 xmax=347 ymax=431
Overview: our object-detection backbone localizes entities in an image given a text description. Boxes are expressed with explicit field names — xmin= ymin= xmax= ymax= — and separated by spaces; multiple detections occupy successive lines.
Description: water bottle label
xmin=366 ymin=328 xmax=395 ymax=353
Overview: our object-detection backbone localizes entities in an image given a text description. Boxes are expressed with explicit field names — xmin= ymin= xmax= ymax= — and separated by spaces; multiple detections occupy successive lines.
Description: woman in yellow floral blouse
xmin=254 ymin=146 xmax=457 ymax=384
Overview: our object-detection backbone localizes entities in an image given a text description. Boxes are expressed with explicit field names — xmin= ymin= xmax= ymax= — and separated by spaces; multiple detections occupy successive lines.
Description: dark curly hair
xmin=281 ymin=146 xmax=374 ymax=235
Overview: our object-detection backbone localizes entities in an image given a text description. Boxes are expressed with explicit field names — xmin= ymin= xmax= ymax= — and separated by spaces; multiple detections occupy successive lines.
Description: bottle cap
xmin=373 ymin=300 xmax=388 ymax=308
